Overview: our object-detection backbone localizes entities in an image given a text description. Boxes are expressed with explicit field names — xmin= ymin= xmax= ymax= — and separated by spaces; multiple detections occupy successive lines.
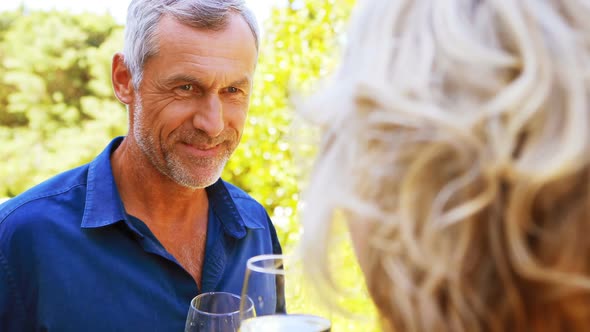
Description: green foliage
xmin=0 ymin=3 xmax=378 ymax=330
xmin=0 ymin=10 xmax=127 ymax=196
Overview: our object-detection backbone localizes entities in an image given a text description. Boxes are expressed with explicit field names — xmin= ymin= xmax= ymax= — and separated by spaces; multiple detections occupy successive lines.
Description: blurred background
xmin=0 ymin=0 xmax=378 ymax=330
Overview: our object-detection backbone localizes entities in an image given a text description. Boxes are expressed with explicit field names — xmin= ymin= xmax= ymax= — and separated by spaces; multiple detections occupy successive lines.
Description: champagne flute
xmin=239 ymin=254 xmax=331 ymax=332
xmin=185 ymin=292 xmax=254 ymax=332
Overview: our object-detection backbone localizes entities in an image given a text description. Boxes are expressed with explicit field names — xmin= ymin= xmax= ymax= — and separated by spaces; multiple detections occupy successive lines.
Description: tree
xmin=0 ymin=10 xmax=126 ymax=196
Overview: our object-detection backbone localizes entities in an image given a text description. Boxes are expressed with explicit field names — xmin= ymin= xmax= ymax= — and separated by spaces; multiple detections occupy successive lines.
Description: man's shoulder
xmin=0 ymin=164 xmax=89 ymax=226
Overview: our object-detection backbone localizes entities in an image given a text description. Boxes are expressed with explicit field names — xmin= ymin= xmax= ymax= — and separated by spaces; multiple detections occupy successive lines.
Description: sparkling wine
xmin=239 ymin=314 xmax=331 ymax=332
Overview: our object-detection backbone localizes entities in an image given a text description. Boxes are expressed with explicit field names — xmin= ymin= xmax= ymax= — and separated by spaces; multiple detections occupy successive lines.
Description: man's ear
xmin=112 ymin=53 xmax=134 ymax=105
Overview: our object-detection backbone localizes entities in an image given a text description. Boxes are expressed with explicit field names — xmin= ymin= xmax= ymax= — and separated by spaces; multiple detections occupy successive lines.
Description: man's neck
xmin=110 ymin=137 xmax=209 ymax=227
xmin=110 ymin=137 xmax=211 ymax=286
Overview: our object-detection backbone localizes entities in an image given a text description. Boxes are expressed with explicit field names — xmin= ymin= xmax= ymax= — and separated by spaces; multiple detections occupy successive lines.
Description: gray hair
xmin=123 ymin=0 xmax=260 ymax=89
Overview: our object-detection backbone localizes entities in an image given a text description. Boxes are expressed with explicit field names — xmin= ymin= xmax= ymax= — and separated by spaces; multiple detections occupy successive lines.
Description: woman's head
xmin=301 ymin=0 xmax=590 ymax=331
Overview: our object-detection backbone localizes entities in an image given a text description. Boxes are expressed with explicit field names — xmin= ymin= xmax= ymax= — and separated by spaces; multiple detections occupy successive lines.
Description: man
xmin=0 ymin=1 xmax=281 ymax=331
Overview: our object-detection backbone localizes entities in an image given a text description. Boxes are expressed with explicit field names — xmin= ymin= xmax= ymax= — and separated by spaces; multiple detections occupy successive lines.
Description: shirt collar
xmin=81 ymin=137 xmax=127 ymax=228
xmin=81 ymin=137 xmax=249 ymax=240
xmin=206 ymin=179 xmax=247 ymax=239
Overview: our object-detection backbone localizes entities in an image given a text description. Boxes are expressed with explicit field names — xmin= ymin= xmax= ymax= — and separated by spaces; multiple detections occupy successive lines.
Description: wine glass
xmin=185 ymin=292 xmax=254 ymax=332
xmin=239 ymin=254 xmax=331 ymax=332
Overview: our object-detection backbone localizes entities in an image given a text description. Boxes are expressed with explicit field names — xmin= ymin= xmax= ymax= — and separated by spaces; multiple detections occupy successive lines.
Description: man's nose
xmin=193 ymin=95 xmax=224 ymax=138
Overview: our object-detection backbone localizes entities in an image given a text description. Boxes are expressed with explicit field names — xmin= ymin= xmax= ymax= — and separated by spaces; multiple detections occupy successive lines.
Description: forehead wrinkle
xmin=153 ymin=16 xmax=257 ymax=64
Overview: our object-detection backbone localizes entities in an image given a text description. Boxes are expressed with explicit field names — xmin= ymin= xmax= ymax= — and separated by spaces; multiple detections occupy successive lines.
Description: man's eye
xmin=227 ymin=87 xmax=239 ymax=93
xmin=179 ymin=84 xmax=193 ymax=91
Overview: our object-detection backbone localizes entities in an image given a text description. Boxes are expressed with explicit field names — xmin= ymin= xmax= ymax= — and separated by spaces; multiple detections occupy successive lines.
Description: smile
xmin=180 ymin=142 xmax=222 ymax=158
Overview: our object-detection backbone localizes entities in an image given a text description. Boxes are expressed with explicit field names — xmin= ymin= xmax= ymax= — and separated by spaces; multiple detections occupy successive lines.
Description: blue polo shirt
xmin=0 ymin=137 xmax=282 ymax=331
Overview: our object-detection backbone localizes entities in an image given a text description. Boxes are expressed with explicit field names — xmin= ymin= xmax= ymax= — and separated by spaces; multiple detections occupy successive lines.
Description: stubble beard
xmin=132 ymin=94 xmax=236 ymax=189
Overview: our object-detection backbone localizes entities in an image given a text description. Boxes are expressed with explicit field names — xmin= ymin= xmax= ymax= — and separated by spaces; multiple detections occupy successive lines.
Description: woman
xmin=301 ymin=0 xmax=590 ymax=331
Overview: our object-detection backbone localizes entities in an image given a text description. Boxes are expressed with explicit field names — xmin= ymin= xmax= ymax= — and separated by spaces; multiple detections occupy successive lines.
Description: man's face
xmin=130 ymin=14 xmax=257 ymax=189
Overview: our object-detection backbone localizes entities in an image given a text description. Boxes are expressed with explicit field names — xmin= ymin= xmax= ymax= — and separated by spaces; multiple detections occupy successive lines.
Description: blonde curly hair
xmin=300 ymin=0 xmax=590 ymax=331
